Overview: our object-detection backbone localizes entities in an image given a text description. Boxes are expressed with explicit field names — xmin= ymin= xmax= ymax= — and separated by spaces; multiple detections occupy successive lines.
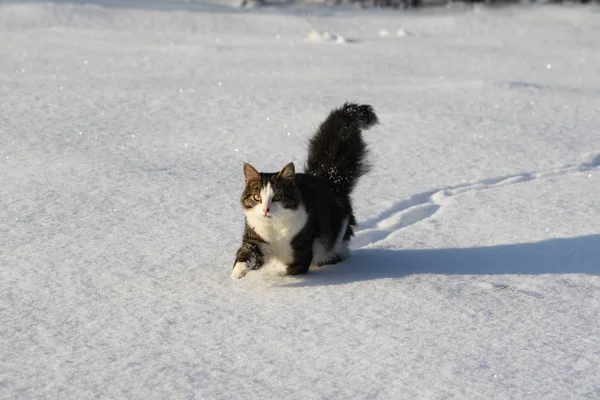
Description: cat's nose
xmin=262 ymin=208 xmax=270 ymax=215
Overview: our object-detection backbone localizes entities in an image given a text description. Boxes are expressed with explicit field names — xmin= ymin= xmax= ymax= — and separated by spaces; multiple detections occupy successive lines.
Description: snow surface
xmin=1 ymin=2 xmax=600 ymax=399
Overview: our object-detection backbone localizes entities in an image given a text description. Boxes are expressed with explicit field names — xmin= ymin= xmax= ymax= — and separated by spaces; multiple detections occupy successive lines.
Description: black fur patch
xmin=305 ymin=102 xmax=378 ymax=194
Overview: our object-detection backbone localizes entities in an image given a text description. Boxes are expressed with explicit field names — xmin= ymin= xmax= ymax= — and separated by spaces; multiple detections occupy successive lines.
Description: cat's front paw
xmin=231 ymin=262 xmax=249 ymax=279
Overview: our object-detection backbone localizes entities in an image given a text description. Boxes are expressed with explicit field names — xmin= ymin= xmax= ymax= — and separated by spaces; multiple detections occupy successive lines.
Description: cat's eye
xmin=273 ymin=194 xmax=282 ymax=201
xmin=252 ymin=194 xmax=261 ymax=202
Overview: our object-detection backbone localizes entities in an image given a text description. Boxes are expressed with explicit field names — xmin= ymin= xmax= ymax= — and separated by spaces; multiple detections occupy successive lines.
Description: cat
xmin=231 ymin=103 xmax=378 ymax=279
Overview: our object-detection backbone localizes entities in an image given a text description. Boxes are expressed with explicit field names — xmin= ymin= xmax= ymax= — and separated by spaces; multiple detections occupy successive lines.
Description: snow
xmin=1 ymin=1 xmax=600 ymax=398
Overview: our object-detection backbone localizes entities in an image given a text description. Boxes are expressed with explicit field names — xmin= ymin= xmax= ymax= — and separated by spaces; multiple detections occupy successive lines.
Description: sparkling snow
xmin=1 ymin=2 xmax=599 ymax=399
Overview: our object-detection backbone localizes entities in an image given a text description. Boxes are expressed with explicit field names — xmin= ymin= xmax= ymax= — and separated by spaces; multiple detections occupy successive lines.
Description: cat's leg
xmin=232 ymin=242 xmax=264 ymax=279
xmin=315 ymin=254 xmax=344 ymax=268
xmin=286 ymin=246 xmax=313 ymax=276
xmin=336 ymin=240 xmax=350 ymax=262
xmin=313 ymin=217 xmax=351 ymax=267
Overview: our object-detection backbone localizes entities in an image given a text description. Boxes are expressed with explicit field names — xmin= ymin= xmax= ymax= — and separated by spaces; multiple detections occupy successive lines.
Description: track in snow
xmin=353 ymin=152 xmax=600 ymax=248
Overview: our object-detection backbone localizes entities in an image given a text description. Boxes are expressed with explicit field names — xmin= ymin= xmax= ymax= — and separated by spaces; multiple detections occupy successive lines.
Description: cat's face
xmin=241 ymin=162 xmax=301 ymax=221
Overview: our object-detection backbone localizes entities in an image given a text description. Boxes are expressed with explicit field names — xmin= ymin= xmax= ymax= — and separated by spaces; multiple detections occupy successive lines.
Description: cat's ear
xmin=243 ymin=163 xmax=261 ymax=184
xmin=277 ymin=162 xmax=295 ymax=182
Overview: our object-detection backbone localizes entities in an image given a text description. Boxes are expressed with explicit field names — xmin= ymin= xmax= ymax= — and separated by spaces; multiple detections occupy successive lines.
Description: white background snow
xmin=1 ymin=1 xmax=600 ymax=398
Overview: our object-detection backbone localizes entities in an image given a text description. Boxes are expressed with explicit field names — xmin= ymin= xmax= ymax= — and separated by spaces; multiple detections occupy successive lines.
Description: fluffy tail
xmin=305 ymin=103 xmax=378 ymax=193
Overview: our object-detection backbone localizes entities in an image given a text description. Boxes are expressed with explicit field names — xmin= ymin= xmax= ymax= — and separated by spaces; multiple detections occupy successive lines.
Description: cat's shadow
xmin=282 ymin=234 xmax=600 ymax=287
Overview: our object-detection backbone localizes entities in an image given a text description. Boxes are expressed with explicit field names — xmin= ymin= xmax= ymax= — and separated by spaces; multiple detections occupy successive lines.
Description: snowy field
xmin=2 ymin=1 xmax=600 ymax=398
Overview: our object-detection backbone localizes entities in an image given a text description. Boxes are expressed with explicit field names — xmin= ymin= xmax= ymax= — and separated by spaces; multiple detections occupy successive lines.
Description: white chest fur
xmin=245 ymin=204 xmax=308 ymax=265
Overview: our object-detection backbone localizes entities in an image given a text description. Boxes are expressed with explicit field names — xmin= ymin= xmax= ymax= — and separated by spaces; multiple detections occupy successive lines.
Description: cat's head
xmin=241 ymin=162 xmax=301 ymax=220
